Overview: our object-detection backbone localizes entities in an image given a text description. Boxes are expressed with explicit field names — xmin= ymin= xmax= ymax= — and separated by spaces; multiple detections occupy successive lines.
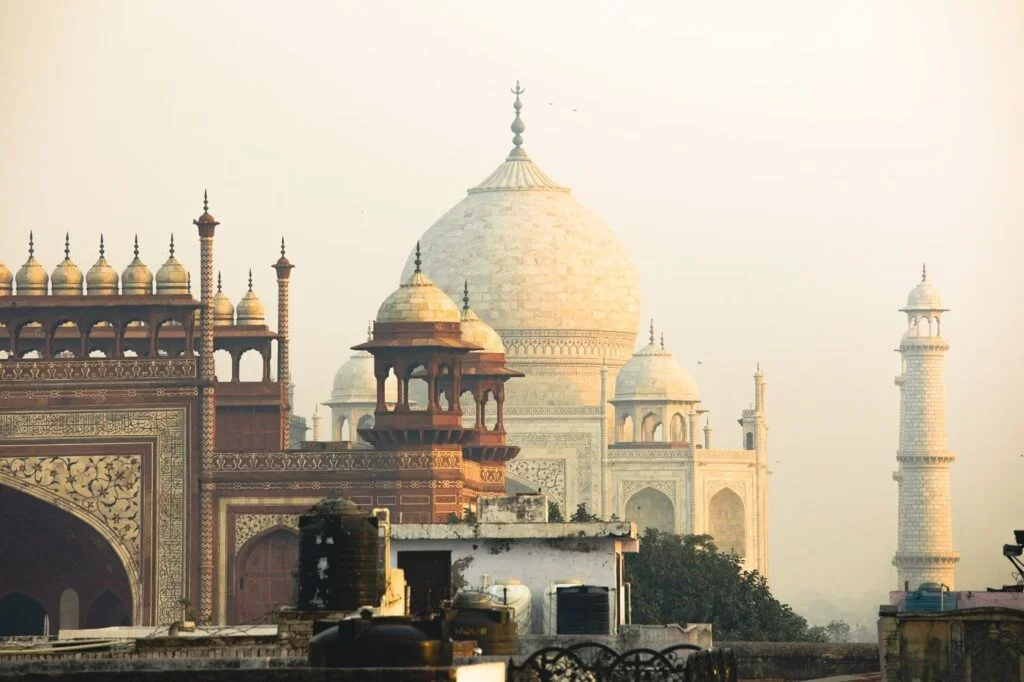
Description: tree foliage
xmin=624 ymin=529 xmax=820 ymax=641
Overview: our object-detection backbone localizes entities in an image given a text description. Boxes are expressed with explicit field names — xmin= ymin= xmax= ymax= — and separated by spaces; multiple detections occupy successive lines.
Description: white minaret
xmin=893 ymin=265 xmax=959 ymax=589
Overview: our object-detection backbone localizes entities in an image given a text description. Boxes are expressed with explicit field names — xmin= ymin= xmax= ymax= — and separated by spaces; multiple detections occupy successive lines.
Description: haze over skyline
xmin=3 ymin=1 xmax=1022 ymax=618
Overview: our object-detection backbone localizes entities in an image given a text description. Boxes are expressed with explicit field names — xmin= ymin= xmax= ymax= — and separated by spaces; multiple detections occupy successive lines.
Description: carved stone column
xmin=273 ymin=238 xmax=294 ymax=448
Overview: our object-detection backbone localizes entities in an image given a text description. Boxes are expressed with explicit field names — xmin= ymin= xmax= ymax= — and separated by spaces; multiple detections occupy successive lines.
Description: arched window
xmin=709 ymin=488 xmax=745 ymax=557
xmin=460 ymin=391 xmax=477 ymax=429
xmin=619 ymin=414 xmax=634 ymax=443
xmin=670 ymin=413 xmax=686 ymax=442
xmin=640 ymin=413 xmax=660 ymax=442
xmin=84 ymin=590 xmax=129 ymax=628
xmin=59 ymin=588 xmax=80 ymax=631
xmin=406 ymin=364 xmax=429 ymax=411
xmin=340 ymin=417 xmax=351 ymax=442
xmin=625 ymin=487 xmax=675 ymax=533
xmin=745 ymin=432 xmax=754 ymax=450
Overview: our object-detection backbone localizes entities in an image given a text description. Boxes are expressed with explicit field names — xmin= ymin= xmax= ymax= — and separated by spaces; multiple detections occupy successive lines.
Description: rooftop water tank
xmin=542 ymin=580 xmax=583 ymax=635
xmin=487 ymin=579 xmax=532 ymax=634
xmin=297 ymin=498 xmax=381 ymax=612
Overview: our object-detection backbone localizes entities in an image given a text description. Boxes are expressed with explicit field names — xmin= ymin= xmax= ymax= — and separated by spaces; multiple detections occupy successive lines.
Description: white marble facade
xmin=327 ymin=96 xmax=771 ymax=576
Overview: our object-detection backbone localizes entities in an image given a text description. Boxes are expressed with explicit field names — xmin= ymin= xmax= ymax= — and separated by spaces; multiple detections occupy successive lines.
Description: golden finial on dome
xmin=649 ymin=318 xmax=655 ymax=345
xmin=52 ymin=232 xmax=84 ymax=295
xmin=122 ymin=234 xmax=154 ymax=295
xmin=86 ymin=234 xmax=119 ymax=295
xmin=921 ymin=263 xmax=927 ymax=282
xmin=212 ymin=270 xmax=235 ymax=325
xmin=16 ymin=231 xmax=49 ymax=295
xmin=156 ymin=233 xmax=189 ymax=294
xmin=463 ymin=279 xmax=470 ymax=311
xmin=414 ymin=241 xmax=422 ymax=273
xmin=235 ymin=268 xmax=265 ymax=325
xmin=511 ymin=80 xmax=525 ymax=149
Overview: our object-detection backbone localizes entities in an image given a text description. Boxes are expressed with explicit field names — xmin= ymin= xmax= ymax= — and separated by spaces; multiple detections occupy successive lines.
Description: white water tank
xmin=487 ymin=579 xmax=532 ymax=634
xmin=542 ymin=579 xmax=583 ymax=635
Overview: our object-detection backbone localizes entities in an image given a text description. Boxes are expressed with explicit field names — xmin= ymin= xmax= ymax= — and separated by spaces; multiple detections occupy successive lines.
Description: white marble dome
xmin=904 ymin=277 xmax=945 ymax=311
xmin=377 ymin=268 xmax=461 ymax=324
xmin=615 ymin=337 xmax=700 ymax=403
xmin=461 ymin=306 xmax=505 ymax=354
xmin=331 ymin=351 xmax=389 ymax=403
xmin=399 ymin=143 xmax=640 ymax=339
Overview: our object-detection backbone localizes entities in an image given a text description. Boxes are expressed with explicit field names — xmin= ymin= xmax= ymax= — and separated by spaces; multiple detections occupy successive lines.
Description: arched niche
xmin=232 ymin=527 xmax=299 ymax=625
xmin=670 ymin=413 xmax=686 ymax=442
xmin=0 ymin=592 xmax=47 ymax=636
xmin=60 ymin=588 xmax=80 ymax=631
xmin=624 ymin=486 xmax=675 ymax=534
xmin=0 ymin=485 xmax=134 ymax=631
xmin=85 ymin=590 xmax=130 ymax=628
xmin=708 ymin=488 xmax=745 ymax=557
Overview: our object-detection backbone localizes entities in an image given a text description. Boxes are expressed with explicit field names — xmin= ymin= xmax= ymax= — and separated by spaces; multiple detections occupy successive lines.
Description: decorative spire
xmin=64 ymin=233 xmax=71 ymax=260
xmin=660 ymin=332 xmax=665 ymax=351
xmin=203 ymin=189 xmax=209 ymax=213
xmin=28 ymin=231 xmax=34 ymax=258
xmin=247 ymin=268 xmax=253 ymax=291
xmin=649 ymin=318 xmax=655 ymax=345
xmin=169 ymin=234 xmax=175 ymax=257
xmin=367 ymin=320 xmax=373 ymax=341
xmin=280 ymin=237 xmax=286 ymax=258
xmin=921 ymin=263 xmax=927 ymax=282
xmin=510 ymin=80 xmax=526 ymax=148
xmin=133 ymin=234 xmax=140 ymax=258
xmin=99 ymin=234 xmax=106 ymax=258
xmin=217 ymin=271 xmax=223 ymax=292
xmin=187 ymin=272 xmax=192 ymax=293
xmin=463 ymin=279 xmax=470 ymax=311
xmin=414 ymin=241 xmax=422 ymax=273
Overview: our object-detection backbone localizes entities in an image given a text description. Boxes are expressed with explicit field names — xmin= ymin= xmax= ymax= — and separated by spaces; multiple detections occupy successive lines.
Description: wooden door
xmin=234 ymin=528 xmax=299 ymax=624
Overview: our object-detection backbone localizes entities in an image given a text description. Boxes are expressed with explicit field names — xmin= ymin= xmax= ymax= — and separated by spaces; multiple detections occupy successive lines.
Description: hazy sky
xmin=3 ymin=1 xmax=1022 ymax=617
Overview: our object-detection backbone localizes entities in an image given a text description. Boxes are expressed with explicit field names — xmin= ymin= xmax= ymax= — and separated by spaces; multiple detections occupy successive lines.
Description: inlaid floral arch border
xmin=0 ymin=474 xmax=141 ymax=623
xmin=0 ymin=408 xmax=187 ymax=625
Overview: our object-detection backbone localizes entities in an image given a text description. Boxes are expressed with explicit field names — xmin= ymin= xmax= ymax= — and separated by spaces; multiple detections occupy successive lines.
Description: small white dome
xmin=615 ymin=337 xmax=700 ymax=403
xmin=903 ymin=265 xmax=945 ymax=311
xmin=461 ymin=307 xmax=506 ymax=353
xmin=331 ymin=347 xmax=399 ymax=404
xmin=377 ymin=267 xmax=461 ymax=324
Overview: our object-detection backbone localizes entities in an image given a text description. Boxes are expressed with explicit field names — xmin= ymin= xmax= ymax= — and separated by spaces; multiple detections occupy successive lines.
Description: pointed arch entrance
xmin=0 ymin=485 xmax=133 ymax=634
xmin=624 ymin=486 xmax=675 ymax=533
xmin=232 ymin=527 xmax=299 ymax=624
xmin=709 ymin=488 xmax=745 ymax=557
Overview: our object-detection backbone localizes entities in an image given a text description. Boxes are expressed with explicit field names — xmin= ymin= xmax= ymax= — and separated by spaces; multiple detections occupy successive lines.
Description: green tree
xmin=570 ymin=502 xmax=600 ymax=523
xmin=824 ymin=619 xmax=852 ymax=643
xmin=624 ymin=529 xmax=820 ymax=641
xmin=548 ymin=502 xmax=564 ymax=522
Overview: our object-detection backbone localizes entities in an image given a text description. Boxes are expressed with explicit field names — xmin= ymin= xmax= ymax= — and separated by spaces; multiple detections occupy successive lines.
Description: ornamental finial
xmin=280 ymin=237 xmax=286 ymax=258
xmin=921 ymin=263 xmax=927 ymax=282
xmin=367 ymin=320 xmax=373 ymax=341
xmin=247 ymin=268 xmax=253 ymax=291
xmin=99 ymin=234 xmax=106 ymax=258
xmin=169 ymin=233 xmax=175 ymax=257
xmin=64 ymin=232 xmax=71 ymax=260
xmin=133 ymin=234 xmax=140 ymax=258
xmin=511 ymin=80 xmax=526 ymax=148
xmin=203 ymin=189 xmax=209 ymax=213
xmin=217 ymin=271 xmax=223 ymax=293
xmin=463 ymin=279 xmax=470 ymax=311
xmin=649 ymin=318 xmax=655 ymax=345
xmin=28 ymin=231 xmax=34 ymax=258
xmin=414 ymin=241 xmax=422 ymax=273
xmin=660 ymin=332 xmax=665 ymax=351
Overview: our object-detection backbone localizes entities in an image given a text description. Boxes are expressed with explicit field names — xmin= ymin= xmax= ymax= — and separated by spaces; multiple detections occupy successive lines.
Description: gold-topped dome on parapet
xmin=15 ymin=232 xmax=48 ymax=295
xmin=0 ymin=259 xmax=12 ymax=296
xmin=122 ymin=235 xmax=153 ymax=295
xmin=155 ymin=234 xmax=190 ymax=294
xmin=235 ymin=269 xmax=265 ymax=325
xmin=86 ymin=235 xmax=119 ymax=295
xmin=213 ymin=272 xmax=235 ymax=325
xmin=377 ymin=243 xmax=461 ymax=324
xmin=51 ymin=233 xmax=84 ymax=295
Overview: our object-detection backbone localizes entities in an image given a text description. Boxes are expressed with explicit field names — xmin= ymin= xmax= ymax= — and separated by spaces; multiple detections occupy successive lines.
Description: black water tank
xmin=444 ymin=593 xmax=518 ymax=655
xmin=297 ymin=498 xmax=380 ymax=611
xmin=556 ymin=585 xmax=610 ymax=635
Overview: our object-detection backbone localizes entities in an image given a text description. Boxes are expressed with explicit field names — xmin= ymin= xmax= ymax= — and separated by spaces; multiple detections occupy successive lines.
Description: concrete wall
xmin=392 ymin=536 xmax=619 ymax=634
xmin=718 ymin=642 xmax=880 ymax=681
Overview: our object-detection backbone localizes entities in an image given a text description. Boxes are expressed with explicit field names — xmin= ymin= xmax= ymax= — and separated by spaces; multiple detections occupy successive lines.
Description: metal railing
xmin=508 ymin=642 xmax=737 ymax=681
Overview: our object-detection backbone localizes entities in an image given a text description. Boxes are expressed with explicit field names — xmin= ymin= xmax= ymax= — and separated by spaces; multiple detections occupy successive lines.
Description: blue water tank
xmin=904 ymin=583 xmax=956 ymax=613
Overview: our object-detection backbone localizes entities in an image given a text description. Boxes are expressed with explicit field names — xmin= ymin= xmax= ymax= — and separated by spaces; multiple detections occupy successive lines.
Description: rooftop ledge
xmin=391 ymin=521 xmax=637 ymax=541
